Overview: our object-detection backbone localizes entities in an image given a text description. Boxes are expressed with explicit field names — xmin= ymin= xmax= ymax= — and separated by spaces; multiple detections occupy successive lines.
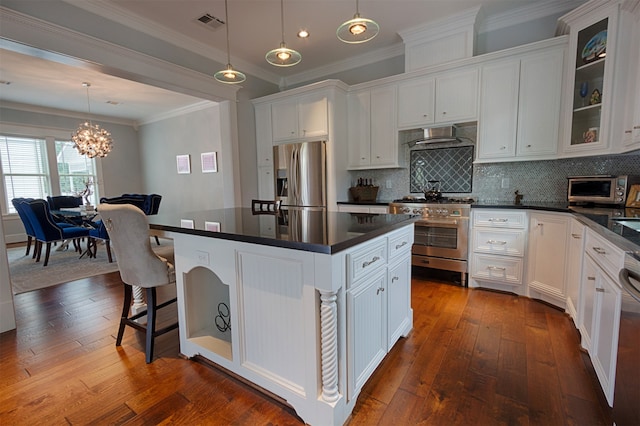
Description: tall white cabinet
xmin=252 ymin=80 xmax=349 ymax=210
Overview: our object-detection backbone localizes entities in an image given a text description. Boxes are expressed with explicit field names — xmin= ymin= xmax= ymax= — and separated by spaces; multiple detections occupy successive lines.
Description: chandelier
xmin=71 ymin=82 xmax=113 ymax=158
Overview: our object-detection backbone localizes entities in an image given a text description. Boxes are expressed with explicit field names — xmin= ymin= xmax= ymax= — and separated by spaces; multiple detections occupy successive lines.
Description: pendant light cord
xmin=84 ymin=83 xmax=93 ymax=127
xmin=280 ymin=0 xmax=285 ymax=43
xmin=224 ymin=0 xmax=231 ymax=64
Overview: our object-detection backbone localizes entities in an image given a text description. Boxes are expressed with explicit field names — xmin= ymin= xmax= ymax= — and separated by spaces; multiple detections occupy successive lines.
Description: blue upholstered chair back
xmin=11 ymin=198 xmax=35 ymax=236
xmin=47 ymin=195 xmax=83 ymax=209
xmin=100 ymin=194 xmax=162 ymax=215
xmin=24 ymin=199 xmax=64 ymax=242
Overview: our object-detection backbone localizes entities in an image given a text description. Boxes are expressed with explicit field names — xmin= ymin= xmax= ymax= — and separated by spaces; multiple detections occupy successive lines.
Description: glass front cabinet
xmin=559 ymin=0 xmax=635 ymax=156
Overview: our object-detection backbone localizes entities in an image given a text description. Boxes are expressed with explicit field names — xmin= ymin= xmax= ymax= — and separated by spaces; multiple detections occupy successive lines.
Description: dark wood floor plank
xmin=0 ymin=267 xmax=613 ymax=425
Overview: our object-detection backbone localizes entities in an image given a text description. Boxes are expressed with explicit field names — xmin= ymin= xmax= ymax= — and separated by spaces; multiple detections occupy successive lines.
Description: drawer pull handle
xmin=487 ymin=240 xmax=507 ymax=245
xmin=488 ymin=218 xmax=508 ymax=222
xmin=487 ymin=266 xmax=506 ymax=271
xmin=376 ymin=287 xmax=385 ymax=295
xmin=391 ymin=276 xmax=399 ymax=283
xmin=592 ymin=247 xmax=606 ymax=255
xmin=363 ymin=256 xmax=380 ymax=268
xmin=587 ymin=276 xmax=596 ymax=281
xmin=571 ymin=233 xmax=581 ymax=239
xmin=595 ymin=288 xmax=605 ymax=293
xmin=395 ymin=241 xmax=408 ymax=249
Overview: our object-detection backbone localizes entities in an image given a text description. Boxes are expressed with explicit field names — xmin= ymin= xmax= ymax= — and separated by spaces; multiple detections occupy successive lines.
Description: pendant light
xmin=266 ymin=0 xmax=301 ymax=67
xmin=71 ymin=83 xmax=113 ymax=158
xmin=337 ymin=0 xmax=379 ymax=44
xmin=214 ymin=0 xmax=246 ymax=84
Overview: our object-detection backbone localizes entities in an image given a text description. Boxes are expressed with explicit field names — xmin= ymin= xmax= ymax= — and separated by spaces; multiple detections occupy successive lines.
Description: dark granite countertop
xmin=148 ymin=207 xmax=417 ymax=255
xmin=337 ymin=200 xmax=394 ymax=206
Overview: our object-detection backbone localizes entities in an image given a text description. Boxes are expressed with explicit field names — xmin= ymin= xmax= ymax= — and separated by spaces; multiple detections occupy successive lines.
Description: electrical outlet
xmin=386 ymin=180 xmax=392 ymax=189
xmin=501 ymin=178 xmax=510 ymax=189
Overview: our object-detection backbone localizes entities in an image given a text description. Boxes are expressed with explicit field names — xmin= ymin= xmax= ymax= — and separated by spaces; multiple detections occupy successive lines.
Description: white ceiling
xmin=0 ymin=0 xmax=580 ymax=123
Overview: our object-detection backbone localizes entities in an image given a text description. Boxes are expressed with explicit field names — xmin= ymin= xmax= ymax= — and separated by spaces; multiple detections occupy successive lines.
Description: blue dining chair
xmin=87 ymin=219 xmax=113 ymax=263
xmin=101 ymin=194 xmax=163 ymax=244
xmin=47 ymin=195 xmax=84 ymax=225
xmin=23 ymin=199 xmax=91 ymax=266
xmin=11 ymin=198 xmax=36 ymax=257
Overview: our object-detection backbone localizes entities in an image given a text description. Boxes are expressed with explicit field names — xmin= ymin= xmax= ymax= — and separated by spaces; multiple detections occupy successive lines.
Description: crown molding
xmin=399 ymin=6 xmax=482 ymax=43
xmin=138 ymin=100 xmax=218 ymax=126
xmin=60 ymin=0 xmax=282 ymax=85
xmin=281 ymin=43 xmax=405 ymax=89
xmin=0 ymin=101 xmax=137 ymax=127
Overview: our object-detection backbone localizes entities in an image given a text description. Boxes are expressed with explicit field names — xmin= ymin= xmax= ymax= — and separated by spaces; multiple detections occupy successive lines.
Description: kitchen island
xmin=148 ymin=208 xmax=416 ymax=426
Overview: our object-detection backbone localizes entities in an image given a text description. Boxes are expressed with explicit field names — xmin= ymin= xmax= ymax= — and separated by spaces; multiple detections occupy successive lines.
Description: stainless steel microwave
xmin=568 ymin=175 xmax=640 ymax=205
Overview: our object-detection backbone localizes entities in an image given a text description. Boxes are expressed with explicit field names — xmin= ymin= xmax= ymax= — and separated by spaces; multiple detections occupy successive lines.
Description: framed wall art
xmin=176 ymin=154 xmax=191 ymax=174
xmin=626 ymin=184 xmax=640 ymax=207
xmin=201 ymin=152 xmax=218 ymax=173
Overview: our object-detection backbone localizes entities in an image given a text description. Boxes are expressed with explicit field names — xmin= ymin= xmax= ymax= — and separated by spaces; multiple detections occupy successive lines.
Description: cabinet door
xmin=566 ymin=218 xmax=585 ymax=324
xmin=255 ymin=103 xmax=273 ymax=167
xmin=516 ymin=48 xmax=563 ymax=157
xmin=299 ymin=93 xmax=328 ymax=139
xmin=257 ymin=166 xmax=275 ymax=200
xmin=397 ymin=78 xmax=435 ymax=128
xmin=477 ymin=59 xmax=519 ymax=160
xmin=435 ymin=67 xmax=478 ymax=123
xmin=592 ymin=270 xmax=621 ymax=406
xmin=387 ymin=257 xmax=411 ymax=350
xmin=271 ymin=99 xmax=298 ymax=141
xmin=370 ymin=85 xmax=398 ymax=167
xmin=347 ymin=271 xmax=387 ymax=399
xmin=579 ymin=255 xmax=598 ymax=352
xmin=347 ymin=91 xmax=371 ymax=168
xmin=527 ymin=212 xmax=569 ymax=306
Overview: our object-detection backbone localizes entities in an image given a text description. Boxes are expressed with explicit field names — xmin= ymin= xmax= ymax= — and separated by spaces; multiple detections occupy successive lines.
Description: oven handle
xmin=619 ymin=268 xmax=640 ymax=303
xmin=416 ymin=218 xmax=465 ymax=227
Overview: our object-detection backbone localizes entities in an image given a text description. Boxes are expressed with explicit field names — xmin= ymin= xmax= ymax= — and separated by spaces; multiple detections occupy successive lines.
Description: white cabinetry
xmin=559 ymin=0 xmax=636 ymax=156
xmin=578 ymin=228 xmax=623 ymax=406
xmin=623 ymin=6 xmax=640 ymax=150
xmin=397 ymin=67 xmax=478 ymax=129
xmin=346 ymin=227 xmax=413 ymax=399
xmin=271 ymin=92 xmax=328 ymax=142
xmin=477 ymin=41 xmax=565 ymax=162
xmin=527 ymin=212 xmax=570 ymax=308
xmin=347 ymin=85 xmax=400 ymax=169
xmin=257 ymin=166 xmax=275 ymax=200
xmin=470 ymin=209 xmax=527 ymax=293
xmin=255 ymin=103 xmax=273 ymax=168
xmin=565 ymin=218 xmax=585 ymax=324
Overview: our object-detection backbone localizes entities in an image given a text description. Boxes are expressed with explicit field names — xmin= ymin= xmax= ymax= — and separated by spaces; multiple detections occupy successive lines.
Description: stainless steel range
xmin=389 ymin=197 xmax=473 ymax=286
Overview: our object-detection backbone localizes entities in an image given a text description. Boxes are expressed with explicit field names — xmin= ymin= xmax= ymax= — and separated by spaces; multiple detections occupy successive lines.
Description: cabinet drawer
xmin=388 ymin=227 xmax=413 ymax=260
xmin=473 ymin=210 xmax=527 ymax=228
xmin=347 ymin=239 xmax=387 ymax=288
xmin=471 ymin=253 xmax=524 ymax=285
xmin=473 ymin=228 xmax=525 ymax=257
xmin=584 ymin=229 xmax=625 ymax=281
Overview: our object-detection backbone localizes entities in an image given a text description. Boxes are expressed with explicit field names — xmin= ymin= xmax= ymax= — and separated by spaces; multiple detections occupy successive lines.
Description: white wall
xmin=0 ymin=214 xmax=16 ymax=333
xmin=138 ymin=103 xmax=232 ymax=216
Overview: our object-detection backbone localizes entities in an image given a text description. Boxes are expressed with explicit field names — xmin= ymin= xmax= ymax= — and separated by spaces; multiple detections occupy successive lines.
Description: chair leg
xmin=105 ymin=241 xmax=113 ymax=263
xmin=25 ymin=236 xmax=32 ymax=256
xmin=145 ymin=287 xmax=157 ymax=364
xmin=154 ymin=235 xmax=160 ymax=245
xmin=116 ymin=284 xmax=133 ymax=347
xmin=43 ymin=243 xmax=52 ymax=267
xmin=35 ymin=241 xmax=42 ymax=262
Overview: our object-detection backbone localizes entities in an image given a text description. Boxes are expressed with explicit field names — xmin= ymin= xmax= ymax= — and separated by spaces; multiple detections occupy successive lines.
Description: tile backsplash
xmin=348 ymin=149 xmax=640 ymax=203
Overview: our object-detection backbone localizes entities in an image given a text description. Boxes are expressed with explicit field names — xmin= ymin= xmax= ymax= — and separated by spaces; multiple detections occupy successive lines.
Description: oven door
xmin=413 ymin=218 xmax=468 ymax=260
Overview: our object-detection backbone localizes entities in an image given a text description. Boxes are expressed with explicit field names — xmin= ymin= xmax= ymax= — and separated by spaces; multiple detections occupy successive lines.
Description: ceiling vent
xmin=196 ymin=13 xmax=225 ymax=30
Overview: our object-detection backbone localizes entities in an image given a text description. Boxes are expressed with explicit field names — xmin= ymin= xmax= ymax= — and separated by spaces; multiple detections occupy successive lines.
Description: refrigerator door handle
xmin=290 ymin=146 xmax=299 ymax=205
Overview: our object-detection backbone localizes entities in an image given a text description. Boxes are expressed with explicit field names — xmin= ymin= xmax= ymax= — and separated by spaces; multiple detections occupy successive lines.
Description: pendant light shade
xmin=71 ymin=83 xmax=113 ymax=158
xmin=266 ymin=0 xmax=301 ymax=67
xmin=214 ymin=0 xmax=246 ymax=84
xmin=337 ymin=0 xmax=379 ymax=44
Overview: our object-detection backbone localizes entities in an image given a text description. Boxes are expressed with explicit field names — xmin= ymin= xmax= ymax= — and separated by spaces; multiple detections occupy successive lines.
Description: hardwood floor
xmin=0 ymin=268 xmax=613 ymax=425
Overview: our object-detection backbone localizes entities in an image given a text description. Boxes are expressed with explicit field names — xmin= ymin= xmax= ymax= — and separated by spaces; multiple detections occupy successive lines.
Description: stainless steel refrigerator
xmin=273 ymin=140 xmax=326 ymax=208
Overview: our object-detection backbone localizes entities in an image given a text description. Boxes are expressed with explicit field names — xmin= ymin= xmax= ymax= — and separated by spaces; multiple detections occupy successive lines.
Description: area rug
xmin=7 ymin=239 xmax=174 ymax=294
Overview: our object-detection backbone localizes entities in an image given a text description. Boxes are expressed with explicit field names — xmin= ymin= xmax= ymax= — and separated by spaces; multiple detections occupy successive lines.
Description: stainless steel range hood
xmin=407 ymin=126 xmax=457 ymax=146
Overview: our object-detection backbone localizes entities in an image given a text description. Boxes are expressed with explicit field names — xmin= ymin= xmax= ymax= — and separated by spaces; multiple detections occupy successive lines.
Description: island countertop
xmin=148 ymin=207 xmax=416 ymax=254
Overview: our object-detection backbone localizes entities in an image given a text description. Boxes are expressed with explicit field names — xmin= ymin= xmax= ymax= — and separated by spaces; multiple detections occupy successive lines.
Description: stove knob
xmin=402 ymin=207 xmax=411 ymax=214
xmin=413 ymin=208 xmax=422 ymax=215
